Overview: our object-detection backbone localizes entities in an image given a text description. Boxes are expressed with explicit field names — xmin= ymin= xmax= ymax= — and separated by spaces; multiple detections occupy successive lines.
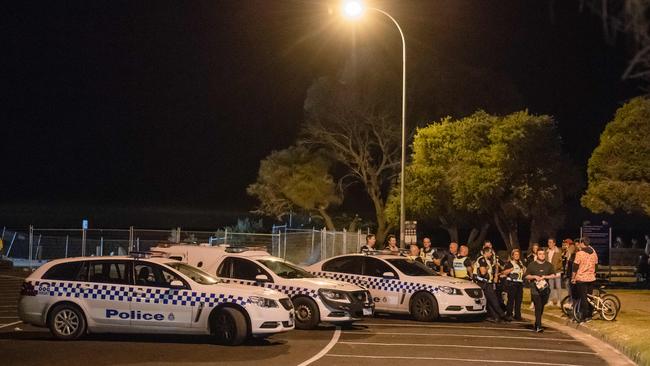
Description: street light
xmin=341 ymin=0 xmax=407 ymax=248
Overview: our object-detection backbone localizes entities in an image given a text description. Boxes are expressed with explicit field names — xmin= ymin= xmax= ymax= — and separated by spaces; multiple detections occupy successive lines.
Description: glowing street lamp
xmin=341 ymin=1 xmax=408 ymax=248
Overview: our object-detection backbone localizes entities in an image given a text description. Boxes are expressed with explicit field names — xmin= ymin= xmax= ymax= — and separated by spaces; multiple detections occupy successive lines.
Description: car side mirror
xmin=255 ymin=274 xmax=270 ymax=282
xmin=382 ymin=272 xmax=396 ymax=279
xmin=170 ymin=280 xmax=185 ymax=289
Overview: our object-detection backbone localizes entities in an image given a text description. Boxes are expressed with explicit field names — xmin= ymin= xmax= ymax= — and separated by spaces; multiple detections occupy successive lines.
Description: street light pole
xmin=369 ymin=8 xmax=407 ymax=248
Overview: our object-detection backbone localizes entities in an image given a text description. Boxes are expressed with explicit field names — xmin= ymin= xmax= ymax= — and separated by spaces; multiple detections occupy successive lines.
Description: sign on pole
xmin=405 ymin=221 xmax=417 ymax=245
xmin=580 ymin=222 xmax=611 ymax=265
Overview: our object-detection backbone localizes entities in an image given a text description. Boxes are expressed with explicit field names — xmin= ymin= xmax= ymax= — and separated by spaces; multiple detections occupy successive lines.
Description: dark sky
xmin=1 ymin=1 xmax=640 ymax=227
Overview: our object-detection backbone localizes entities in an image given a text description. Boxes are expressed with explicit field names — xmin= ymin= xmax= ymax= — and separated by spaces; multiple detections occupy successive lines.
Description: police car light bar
xmin=361 ymin=249 xmax=408 ymax=256
xmin=128 ymin=250 xmax=170 ymax=259
xmin=224 ymin=246 xmax=268 ymax=253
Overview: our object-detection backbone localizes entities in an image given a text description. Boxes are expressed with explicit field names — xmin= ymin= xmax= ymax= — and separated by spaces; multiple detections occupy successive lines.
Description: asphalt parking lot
xmin=0 ymin=270 xmax=620 ymax=366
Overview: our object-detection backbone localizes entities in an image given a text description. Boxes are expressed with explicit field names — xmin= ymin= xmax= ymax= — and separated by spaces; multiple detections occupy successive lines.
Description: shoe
xmin=535 ymin=327 xmax=544 ymax=333
xmin=503 ymin=315 xmax=513 ymax=322
xmin=584 ymin=318 xmax=593 ymax=323
xmin=514 ymin=316 xmax=523 ymax=321
xmin=485 ymin=317 xmax=498 ymax=323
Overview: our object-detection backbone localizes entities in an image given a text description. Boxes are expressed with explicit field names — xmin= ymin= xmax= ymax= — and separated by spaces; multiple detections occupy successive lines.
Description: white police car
xmin=305 ymin=252 xmax=486 ymax=321
xmin=18 ymin=253 xmax=294 ymax=345
xmin=151 ymin=244 xmax=374 ymax=329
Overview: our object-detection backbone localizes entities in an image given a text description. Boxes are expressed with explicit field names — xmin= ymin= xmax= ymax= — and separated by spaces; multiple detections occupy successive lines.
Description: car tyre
xmin=212 ymin=307 xmax=248 ymax=346
xmin=293 ymin=297 xmax=320 ymax=330
xmin=410 ymin=292 xmax=439 ymax=322
xmin=48 ymin=303 xmax=86 ymax=340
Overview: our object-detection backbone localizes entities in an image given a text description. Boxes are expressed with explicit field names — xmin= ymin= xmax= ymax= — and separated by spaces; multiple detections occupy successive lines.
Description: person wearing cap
xmin=501 ymin=249 xmax=525 ymax=321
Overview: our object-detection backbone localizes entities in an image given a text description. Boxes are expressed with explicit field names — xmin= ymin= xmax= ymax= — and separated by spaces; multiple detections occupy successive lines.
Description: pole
xmin=372 ymin=8 xmax=407 ymax=248
xmin=65 ymin=235 xmax=69 ymax=258
xmin=129 ymin=226 xmax=134 ymax=252
xmin=609 ymin=226 xmax=613 ymax=281
xmin=29 ymin=225 xmax=33 ymax=270
xmin=6 ymin=232 xmax=16 ymax=257
xmin=100 ymin=236 xmax=104 ymax=256
xmin=311 ymin=227 xmax=315 ymax=257
xmin=81 ymin=227 xmax=87 ymax=257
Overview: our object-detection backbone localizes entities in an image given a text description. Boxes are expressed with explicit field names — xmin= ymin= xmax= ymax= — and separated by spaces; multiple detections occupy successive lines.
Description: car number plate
xmin=362 ymin=307 xmax=373 ymax=316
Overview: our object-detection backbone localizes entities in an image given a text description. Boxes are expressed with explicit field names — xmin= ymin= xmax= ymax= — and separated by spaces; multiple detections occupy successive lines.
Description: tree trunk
xmin=528 ymin=217 xmax=541 ymax=247
xmin=318 ymin=208 xmax=336 ymax=231
xmin=494 ymin=212 xmax=520 ymax=252
xmin=368 ymin=185 xmax=392 ymax=246
xmin=467 ymin=223 xmax=490 ymax=253
xmin=439 ymin=216 xmax=459 ymax=243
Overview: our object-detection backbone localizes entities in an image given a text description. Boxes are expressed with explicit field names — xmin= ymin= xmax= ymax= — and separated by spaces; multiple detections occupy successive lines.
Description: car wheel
xmin=48 ymin=303 xmax=86 ymax=340
xmin=293 ymin=297 xmax=320 ymax=330
xmin=410 ymin=292 xmax=439 ymax=322
xmin=212 ymin=307 xmax=248 ymax=346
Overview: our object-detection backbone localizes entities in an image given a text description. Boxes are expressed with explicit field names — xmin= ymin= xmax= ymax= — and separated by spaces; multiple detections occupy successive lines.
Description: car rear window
xmin=42 ymin=261 xmax=85 ymax=281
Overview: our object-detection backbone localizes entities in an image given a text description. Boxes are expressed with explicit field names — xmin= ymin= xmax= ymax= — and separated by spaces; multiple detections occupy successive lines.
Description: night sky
xmin=1 ymin=1 xmax=640 ymax=228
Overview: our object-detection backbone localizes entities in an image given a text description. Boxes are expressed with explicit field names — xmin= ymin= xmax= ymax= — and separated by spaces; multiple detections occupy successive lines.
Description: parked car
xmin=18 ymin=253 xmax=294 ymax=345
xmin=151 ymin=244 xmax=374 ymax=329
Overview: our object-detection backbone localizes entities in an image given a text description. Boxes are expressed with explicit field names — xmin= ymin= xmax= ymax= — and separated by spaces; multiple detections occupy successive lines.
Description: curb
xmin=522 ymin=308 xmax=642 ymax=366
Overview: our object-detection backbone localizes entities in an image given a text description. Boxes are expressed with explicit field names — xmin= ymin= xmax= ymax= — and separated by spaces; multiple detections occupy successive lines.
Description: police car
xmin=18 ymin=253 xmax=294 ymax=345
xmin=150 ymin=244 xmax=374 ymax=329
xmin=305 ymin=252 xmax=486 ymax=321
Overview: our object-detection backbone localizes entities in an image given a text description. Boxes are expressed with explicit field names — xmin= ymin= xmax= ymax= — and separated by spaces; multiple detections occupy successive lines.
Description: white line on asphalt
xmin=0 ymin=321 xmax=22 ymax=329
xmin=325 ymin=354 xmax=587 ymax=366
xmin=361 ymin=322 xmax=558 ymax=333
xmin=337 ymin=341 xmax=597 ymax=355
xmin=342 ymin=330 xmax=578 ymax=342
xmin=297 ymin=326 xmax=341 ymax=366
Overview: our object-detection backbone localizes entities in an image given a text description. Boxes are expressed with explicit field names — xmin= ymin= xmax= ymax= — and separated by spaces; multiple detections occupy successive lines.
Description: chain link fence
xmin=0 ymin=226 xmax=367 ymax=268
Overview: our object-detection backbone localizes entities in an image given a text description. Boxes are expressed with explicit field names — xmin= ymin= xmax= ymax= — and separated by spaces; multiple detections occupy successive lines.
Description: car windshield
xmin=165 ymin=262 xmax=221 ymax=285
xmin=386 ymin=259 xmax=438 ymax=276
xmin=257 ymin=259 xmax=315 ymax=279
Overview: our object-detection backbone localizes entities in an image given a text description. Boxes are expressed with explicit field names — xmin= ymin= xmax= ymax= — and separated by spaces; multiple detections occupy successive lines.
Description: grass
xmin=522 ymin=288 xmax=650 ymax=366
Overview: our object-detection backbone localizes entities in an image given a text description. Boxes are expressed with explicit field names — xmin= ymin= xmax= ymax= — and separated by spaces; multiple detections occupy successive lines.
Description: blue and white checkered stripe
xmin=221 ymin=279 xmax=318 ymax=298
xmin=311 ymin=272 xmax=440 ymax=294
xmin=32 ymin=281 xmax=248 ymax=307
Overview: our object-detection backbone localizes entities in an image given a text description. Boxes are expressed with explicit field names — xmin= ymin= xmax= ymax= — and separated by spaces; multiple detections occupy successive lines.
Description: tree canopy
xmin=388 ymin=110 xmax=576 ymax=251
xmin=246 ymin=145 xmax=341 ymax=230
xmin=582 ymin=96 xmax=650 ymax=215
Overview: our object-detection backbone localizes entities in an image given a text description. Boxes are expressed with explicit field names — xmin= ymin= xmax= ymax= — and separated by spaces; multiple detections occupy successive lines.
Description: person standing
xmin=406 ymin=244 xmax=424 ymax=263
xmin=501 ymin=249 xmax=525 ymax=321
xmin=452 ymin=245 xmax=473 ymax=280
xmin=562 ymin=239 xmax=577 ymax=306
xmin=444 ymin=242 xmax=459 ymax=276
xmin=474 ymin=248 xmax=508 ymax=322
xmin=525 ymin=243 xmax=540 ymax=266
xmin=524 ymin=248 xmax=555 ymax=332
xmin=571 ymin=238 xmax=598 ymax=323
xmin=360 ymin=234 xmax=377 ymax=253
xmin=420 ymin=237 xmax=444 ymax=274
xmin=645 ymin=234 xmax=650 ymax=255
xmin=384 ymin=235 xmax=399 ymax=253
xmin=545 ymin=238 xmax=563 ymax=306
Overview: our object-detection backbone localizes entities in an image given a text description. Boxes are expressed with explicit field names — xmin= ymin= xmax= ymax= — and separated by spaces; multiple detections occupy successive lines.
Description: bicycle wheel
xmin=600 ymin=298 xmax=619 ymax=321
xmin=601 ymin=294 xmax=621 ymax=311
xmin=560 ymin=295 xmax=573 ymax=317
xmin=572 ymin=298 xmax=583 ymax=322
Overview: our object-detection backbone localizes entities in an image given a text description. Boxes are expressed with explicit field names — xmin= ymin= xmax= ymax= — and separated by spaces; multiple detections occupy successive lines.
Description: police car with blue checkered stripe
xmin=151 ymin=244 xmax=374 ymax=329
xmin=305 ymin=252 xmax=486 ymax=322
xmin=18 ymin=252 xmax=294 ymax=345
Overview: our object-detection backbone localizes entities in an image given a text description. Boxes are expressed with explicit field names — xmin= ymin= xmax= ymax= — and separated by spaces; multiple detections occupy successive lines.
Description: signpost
xmin=580 ymin=222 xmax=612 ymax=266
xmin=404 ymin=221 xmax=417 ymax=245
xmin=82 ymin=219 xmax=88 ymax=257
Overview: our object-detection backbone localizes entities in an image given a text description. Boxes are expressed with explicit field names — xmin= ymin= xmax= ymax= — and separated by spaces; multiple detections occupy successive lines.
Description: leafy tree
xmin=389 ymin=110 xmax=575 ymax=251
xmin=247 ymin=146 xmax=341 ymax=230
xmin=582 ymin=96 xmax=650 ymax=215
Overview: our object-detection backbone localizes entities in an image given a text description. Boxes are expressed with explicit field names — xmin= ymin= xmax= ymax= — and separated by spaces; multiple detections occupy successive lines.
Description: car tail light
xmin=20 ymin=281 xmax=37 ymax=296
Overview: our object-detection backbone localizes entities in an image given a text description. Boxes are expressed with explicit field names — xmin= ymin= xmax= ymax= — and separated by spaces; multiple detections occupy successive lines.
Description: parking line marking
xmin=325 ymin=354 xmax=587 ymax=366
xmin=362 ymin=322 xmax=558 ymax=333
xmin=297 ymin=326 xmax=341 ymax=366
xmin=0 ymin=321 xmax=22 ymax=329
xmin=342 ymin=331 xmax=579 ymax=342
xmin=337 ymin=341 xmax=597 ymax=354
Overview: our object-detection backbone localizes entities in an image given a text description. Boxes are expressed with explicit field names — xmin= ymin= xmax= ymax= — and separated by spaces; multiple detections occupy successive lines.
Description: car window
xmin=258 ymin=259 xmax=315 ymax=279
xmin=231 ymin=258 xmax=270 ymax=281
xmin=322 ymin=256 xmax=363 ymax=275
xmin=216 ymin=257 xmax=234 ymax=278
xmin=88 ymin=261 xmax=129 ymax=284
xmin=42 ymin=261 xmax=85 ymax=281
xmin=165 ymin=262 xmax=220 ymax=285
xmin=386 ymin=259 xmax=437 ymax=276
xmin=133 ymin=262 xmax=186 ymax=288
xmin=363 ymin=257 xmax=396 ymax=278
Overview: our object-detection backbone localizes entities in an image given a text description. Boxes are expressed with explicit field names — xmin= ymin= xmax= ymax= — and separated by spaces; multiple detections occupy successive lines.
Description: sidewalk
xmin=523 ymin=289 xmax=650 ymax=366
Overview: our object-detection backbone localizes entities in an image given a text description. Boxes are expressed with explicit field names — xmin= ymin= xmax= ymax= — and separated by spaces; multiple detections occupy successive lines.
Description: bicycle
xmin=560 ymin=286 xmax=620 ymax=321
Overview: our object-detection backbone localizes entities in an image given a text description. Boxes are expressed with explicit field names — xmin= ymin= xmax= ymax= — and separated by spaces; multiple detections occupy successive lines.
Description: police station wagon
xmin=305 ymin=252 xmax=486 ymax=321
xmin=18 ymin=253 xmax=294 ymax=345
xmin=151 ymin=244 xmax=374 ymax=329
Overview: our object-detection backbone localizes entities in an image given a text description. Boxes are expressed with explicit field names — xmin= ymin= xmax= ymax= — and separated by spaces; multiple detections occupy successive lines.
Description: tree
xmin=582 ymin=96 xmax=650 ymax=215
xmin=388 ymin=110 xmax=575 ymax=252
xmin=247 ymin=146 xmax=341 ymax=230
xmin=300 ymin=62 xmax=401 ymax=243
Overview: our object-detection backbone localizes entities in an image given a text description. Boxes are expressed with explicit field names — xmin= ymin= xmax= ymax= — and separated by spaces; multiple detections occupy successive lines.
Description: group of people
xmin=360 ymin=234 xmax=599 ymax=332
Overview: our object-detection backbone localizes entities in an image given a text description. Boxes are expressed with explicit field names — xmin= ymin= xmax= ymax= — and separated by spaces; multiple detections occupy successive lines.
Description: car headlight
xmin=319 ymin=289 xmax=351 ymax=303
xmin=439 ymin=286 xmax=462 ymax=295
xmin=248 ymin=296 xmax=279 ymax=308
